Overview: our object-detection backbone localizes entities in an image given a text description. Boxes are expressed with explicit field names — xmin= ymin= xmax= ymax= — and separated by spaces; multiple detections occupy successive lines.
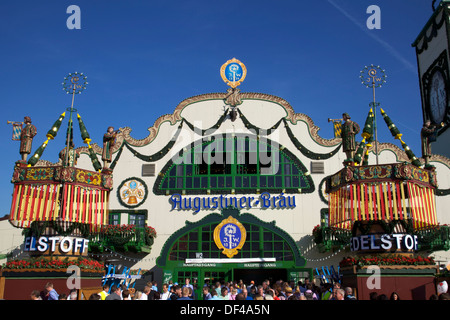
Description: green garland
xmin=282 ymin=119 xmax=342 ymax=160
xmin=183 ymin=108 xmax=230 ymax=136
xmin=237 ymin=108 xmax=283 ymax=135
xmin=23 ymin=221 xmax=92 ymax=238
xmin=318 ymin=176 xmax=330 ymax=205
xmin=437 ymin=188 xmax=450 ymax=196
xmin=111 ymin=108 xmax=230 ymax=166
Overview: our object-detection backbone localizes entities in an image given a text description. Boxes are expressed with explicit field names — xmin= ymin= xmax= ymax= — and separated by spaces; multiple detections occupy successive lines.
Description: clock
xmin=429 ymin=69 xmax=448 ymax=124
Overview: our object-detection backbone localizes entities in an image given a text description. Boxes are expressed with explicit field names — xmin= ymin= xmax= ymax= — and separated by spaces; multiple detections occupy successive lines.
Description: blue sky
xmin=0 ymin=0 xmax=436 ymax=216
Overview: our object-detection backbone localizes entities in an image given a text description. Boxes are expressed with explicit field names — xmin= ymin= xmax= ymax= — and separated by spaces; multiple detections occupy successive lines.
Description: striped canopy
xmin=9 ymin=164 xmax=112 ymax=230
xmin=326 ymin=163 xmax=438 ymax=230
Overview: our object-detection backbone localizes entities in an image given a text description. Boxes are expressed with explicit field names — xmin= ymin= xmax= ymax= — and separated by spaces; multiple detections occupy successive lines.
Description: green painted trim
xmin=156 ymin=207 xmax=307 ymax=269
xmin=153 ymin=133 xmax=315 ymax=195
xmin=412 ymin=1 xmax=448 ymax=48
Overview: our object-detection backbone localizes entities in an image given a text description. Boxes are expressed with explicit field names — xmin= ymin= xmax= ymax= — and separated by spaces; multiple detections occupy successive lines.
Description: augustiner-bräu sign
xmin=170 ymin=192 xmax=296 ymax=213
xmin=350 ymin=233 xmax=419 ymax=252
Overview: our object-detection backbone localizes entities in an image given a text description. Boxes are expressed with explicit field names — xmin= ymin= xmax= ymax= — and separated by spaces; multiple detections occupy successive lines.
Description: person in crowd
xmin=253 ymin=294 xmax=264 ymax=300
xmin=377 ymin=294 xmax=388 ymax=300
xmin=105 ymin=285 xmax=121 ymax=300
xmin=257 ymin=285 xmax=265 ymax=298
xmin=45 ymin=282 xmax=59 ymax=300
xmin=235 ymin=293 xmax=245 ymax=300
xmin=220 ymin=286 xmax=229 ymax=300
xmin=160 ymin=283 xmax=171 ymax=300
xmin=178 ymin=287 xmax=193 ymax=300
xmin=305 ymin=283 xmax=318 ymax=300
xmin=230 ymin=288 xmax=238 ymax=300
xmin=133 ymin=291 xmax=143 ymax=300
xmin=141 ymin=285 xmax=151 ymax=300
xmin=320 ymin=283 xmax=333 ymax=300
xmin=209 ymin=290 xmax=221 ymax=300
xmin=284 ymin=286 xmax=294 ymax=300
xmin=30 ymin=290 xmax=42 ymax=300
xmin=439 ymin=293 xmax=450 ymax=300
xmin=170 ymin=285 xmax=182 ymax=300
xmin=122 ymin=290 xmax=130 ymax=300
xmin=390 ymin=292 xmax=400 ymax=300
xmin=98 ymin=284 xmax=109 ymax=300
xmin=344 ymin=287 xmax=356 ymax=300
xmin=202 ymin=286 xmax=212 ymax=300
xmin=67 ymin=289 xmax=78 ymax=300
xmin=369 ymin=292 xmax=378 ymax=300
xmin=241 ymin=286 xmax=253 ymax=300
xmin=334 ymin=288 xmax=345 ymax=300
xmin=89 ymin=293 xmax=101 ymax=300
xmin=214 ymin=281 xmax=222 ymax=296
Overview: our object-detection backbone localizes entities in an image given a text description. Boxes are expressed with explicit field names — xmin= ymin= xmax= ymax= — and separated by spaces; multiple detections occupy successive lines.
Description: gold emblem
xmin=213 ymin=216 xmax=247 ymax=258
xmin=220 ymin=58 xmax=247 ymax=88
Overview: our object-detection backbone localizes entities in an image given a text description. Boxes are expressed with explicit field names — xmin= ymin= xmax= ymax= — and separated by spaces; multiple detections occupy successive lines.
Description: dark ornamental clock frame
xmin=422 ymin=50 xmax=449 ymax=131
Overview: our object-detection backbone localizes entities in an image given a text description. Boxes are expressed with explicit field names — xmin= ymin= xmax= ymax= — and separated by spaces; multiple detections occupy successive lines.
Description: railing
xmin=313 ymin=226 xmax=352 ymax=253
xmin=88 ymin=225 xmax=154 ymax=253
xmin=415 ymin=225 xmax=450 ymax=252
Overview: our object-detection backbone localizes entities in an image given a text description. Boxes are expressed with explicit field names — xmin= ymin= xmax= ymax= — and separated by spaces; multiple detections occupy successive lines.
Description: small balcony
xmin=312 ymin=225 xmax=352 ymax=253
xmin=415 ymin=224 xmax=450 ymax=252
xmin=88 ymin=224 xmax=156 ymax=254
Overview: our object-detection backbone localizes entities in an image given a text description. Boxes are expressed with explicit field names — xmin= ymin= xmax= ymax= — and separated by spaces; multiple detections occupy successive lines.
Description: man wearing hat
xmin=342 ymin=113 xmax=360 ymax=162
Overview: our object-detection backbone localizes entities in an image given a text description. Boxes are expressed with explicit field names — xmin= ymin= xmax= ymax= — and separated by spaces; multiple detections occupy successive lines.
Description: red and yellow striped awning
xmin=9 ymin=183 xmax=109 ymax=229
xmin=328 ymin=181 xmax=437 ymax=230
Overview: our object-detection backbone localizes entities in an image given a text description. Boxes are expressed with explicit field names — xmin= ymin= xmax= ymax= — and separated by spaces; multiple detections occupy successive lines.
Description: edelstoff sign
xmin=24 ymin=236 xmax=89 ymax=255
xmin=350 ymin=233 xmax=419 ymax=252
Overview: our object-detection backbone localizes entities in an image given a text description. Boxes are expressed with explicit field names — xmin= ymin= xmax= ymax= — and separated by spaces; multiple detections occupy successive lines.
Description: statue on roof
xmin=224 ymin=87 xmax=242 ymax=122
xmin=102 ymin=126 xmax=118 ymax=169
xmin=19 ymin=116 xmax=37 ymax=161
xmin=342 ymin=113 xmax=360 ymax=162
xmin=59 ymin=141 xmax=80 ymax=167
xmin=421 ymin=120 xmax=444 ymax=165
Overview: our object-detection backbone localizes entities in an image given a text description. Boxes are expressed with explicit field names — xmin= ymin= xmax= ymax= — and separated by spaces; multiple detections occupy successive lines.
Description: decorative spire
xmin=360 ymin=65 xmax=387 ymax=165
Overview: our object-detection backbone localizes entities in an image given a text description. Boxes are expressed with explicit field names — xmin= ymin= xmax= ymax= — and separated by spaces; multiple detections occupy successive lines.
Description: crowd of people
xmin=29 ymin=278 xmax=450 ymax=301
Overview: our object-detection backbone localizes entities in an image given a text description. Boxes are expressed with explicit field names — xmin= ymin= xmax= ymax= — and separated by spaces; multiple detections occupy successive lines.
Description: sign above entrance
xmin=214 ymin=216 xmax=246 ymax=258
xmin=220 ymin=58 xmax=247 ymax=88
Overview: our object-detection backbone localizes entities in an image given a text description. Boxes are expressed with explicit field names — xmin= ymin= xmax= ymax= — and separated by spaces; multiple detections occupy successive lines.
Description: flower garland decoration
xmin=340 ymin=254 xmax=435 ymax=267
xmin=1 ymin=257 xmax=104 ymax=272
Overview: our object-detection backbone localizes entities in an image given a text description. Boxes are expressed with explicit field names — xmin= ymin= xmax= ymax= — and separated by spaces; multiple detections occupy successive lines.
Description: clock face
xmin=429 ymin=70 xmax=447 ymax=124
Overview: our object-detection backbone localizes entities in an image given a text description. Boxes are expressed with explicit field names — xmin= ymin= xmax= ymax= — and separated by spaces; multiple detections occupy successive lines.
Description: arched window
xmin=154 ymin=134 xmax=314 ymax=195
xmin=168 ymin=222 xmax=294 ymax=261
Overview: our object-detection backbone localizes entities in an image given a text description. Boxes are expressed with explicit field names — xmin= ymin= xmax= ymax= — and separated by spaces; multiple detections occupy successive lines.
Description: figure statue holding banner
xmin=421 ymin=120 xmax=444 ymax=165
xmin=102 ymin=126 xmax=117 ymax=169
xmin=342 ymin=113 xmax=360 ymax=162
xmin=19 ymin=116 xmax=37 ymax=161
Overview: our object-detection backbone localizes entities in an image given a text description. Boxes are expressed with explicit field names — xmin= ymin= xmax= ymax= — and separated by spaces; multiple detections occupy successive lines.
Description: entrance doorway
xmin=233 ymin=268 xmax=287 ymax=286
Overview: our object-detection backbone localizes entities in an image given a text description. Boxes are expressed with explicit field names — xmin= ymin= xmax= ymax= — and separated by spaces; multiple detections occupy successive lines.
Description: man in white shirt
xmin=160 ymin=284 xmax=171 ymax=300
xmin=141 ymin=285 xmax=151 ymax=300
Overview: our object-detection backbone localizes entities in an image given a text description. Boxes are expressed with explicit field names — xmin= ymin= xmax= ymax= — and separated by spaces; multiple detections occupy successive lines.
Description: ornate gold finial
xmin=220 ymin=58 xmax=247 ymax=88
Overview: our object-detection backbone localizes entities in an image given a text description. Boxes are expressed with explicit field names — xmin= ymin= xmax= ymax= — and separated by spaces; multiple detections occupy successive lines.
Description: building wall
xmin=74 ymin=92 xmax=450 ymax=276
xmin=0 ymin=216 xmax=25 ymax=265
